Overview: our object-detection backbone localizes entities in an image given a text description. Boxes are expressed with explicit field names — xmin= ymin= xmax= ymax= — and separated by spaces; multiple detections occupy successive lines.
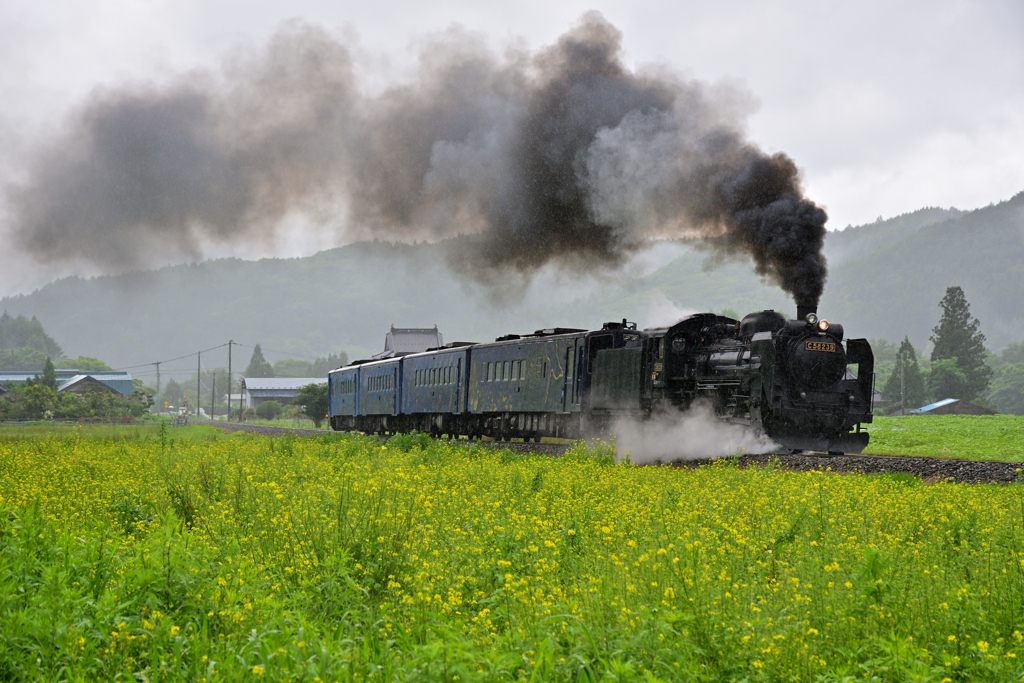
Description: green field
xmin=0 ymin=426 xmax=1022 ymax=681
xmin=864 ymin=415 xmax=1024 ymax=461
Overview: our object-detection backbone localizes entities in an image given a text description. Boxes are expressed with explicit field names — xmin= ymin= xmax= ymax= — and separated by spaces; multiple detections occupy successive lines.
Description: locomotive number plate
xmin=805 ymin=341 xmax=835 ymax=352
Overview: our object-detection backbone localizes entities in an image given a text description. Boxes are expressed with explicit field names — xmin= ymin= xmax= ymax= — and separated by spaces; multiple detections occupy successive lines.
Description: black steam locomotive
xmin=327 ymin=308 xmax=874 ymax=454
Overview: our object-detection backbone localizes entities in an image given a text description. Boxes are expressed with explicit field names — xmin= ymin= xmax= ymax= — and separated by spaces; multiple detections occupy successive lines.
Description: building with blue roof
xmin=907 ymin=398 xmax=997 ymax=415
xmin=0 ymin=369 xmax=133 ymax=396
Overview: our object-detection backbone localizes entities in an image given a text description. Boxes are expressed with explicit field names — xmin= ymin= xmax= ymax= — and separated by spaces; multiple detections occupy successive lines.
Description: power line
xmin=114 ymin=342 xmax=230 ymax=371
xmin=230 ymin=342 xmax=322 ymax=361
xmin=114 ymin=341 xmax=335 ymax=390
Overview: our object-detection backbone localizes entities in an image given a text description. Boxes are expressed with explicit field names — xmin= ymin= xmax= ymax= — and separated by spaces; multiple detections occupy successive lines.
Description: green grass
xmin=234 ymin=416 xmax=322 ymax=429
xmin=1 ymin=427 xmax=1023 ymax=680
xmin=864 ymin=414 xmax=1024 ymax=461
xmin=0 ymin=421 xmax=225 ymax=442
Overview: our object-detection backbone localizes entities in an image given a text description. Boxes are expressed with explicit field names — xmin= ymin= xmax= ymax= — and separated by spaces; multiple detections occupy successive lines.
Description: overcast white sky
xmin=2 ymin=0 xmax=1022 ymax=297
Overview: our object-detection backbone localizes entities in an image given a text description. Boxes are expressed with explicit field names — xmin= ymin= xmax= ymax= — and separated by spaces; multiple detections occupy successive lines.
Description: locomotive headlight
xmin=805 ymin=312 xmax=818 ymax=325
xmin=817 ymin=319 xmax=829 ymax=332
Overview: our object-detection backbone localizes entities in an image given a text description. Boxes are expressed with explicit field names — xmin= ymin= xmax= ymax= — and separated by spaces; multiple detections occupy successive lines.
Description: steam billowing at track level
xmin=7 ymin=13 xmax=828 ymax=307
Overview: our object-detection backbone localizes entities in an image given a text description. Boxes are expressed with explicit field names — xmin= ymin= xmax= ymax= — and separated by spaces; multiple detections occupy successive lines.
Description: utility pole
xmin=227 ymin=340 xmax=233 ymax=421
xmin=211 ymin=373 xmax=216 ymax=422
xmin=196 ymin=352 xmax=201 ymax=418
xmin=154 ymin=361 xmax=161 ymax=402
xmin=900 ymin=352 xmax=905 ymax=410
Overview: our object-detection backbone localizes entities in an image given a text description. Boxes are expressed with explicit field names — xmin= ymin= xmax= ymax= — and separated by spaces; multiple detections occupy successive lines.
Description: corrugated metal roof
xmin=0 ymin=370 xmax=132 ymax=380
xmin=0 ymin=370 xmax=132 ymax=395
xmin=911 ymin=398 xmax=959 ymax=413
xmin=58 ymin=375 xmax=120 ymax=394
xmin=242 ymin=378 xmax=323 ymax=391
xmin=57 ymin=374 xmax=90 ymax=391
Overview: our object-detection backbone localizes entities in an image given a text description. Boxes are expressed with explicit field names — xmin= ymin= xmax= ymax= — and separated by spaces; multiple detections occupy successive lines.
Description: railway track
xmin=727 ymin=452 xmax=1023 ymax=485
xmin=199 ymin=420 xmax=1023 ymax=485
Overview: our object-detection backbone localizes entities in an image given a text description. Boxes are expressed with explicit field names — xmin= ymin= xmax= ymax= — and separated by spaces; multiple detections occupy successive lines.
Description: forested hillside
xmin=822 ymin=193 xmax=1024 ymax=348
xmin=2 ymin=192 xmax=1022 ymax=371
xmin=0 ymin=241 xmax=599 ymax=368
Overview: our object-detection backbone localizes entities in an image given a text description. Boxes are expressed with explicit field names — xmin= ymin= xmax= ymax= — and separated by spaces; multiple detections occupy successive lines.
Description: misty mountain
xmin=824 ymin=207 xmax=964 ymax=267
xmin=1 ymin=191 xmax=1022 ymax=378
xmin=822 ymin=192 xmax=1024 ymax=348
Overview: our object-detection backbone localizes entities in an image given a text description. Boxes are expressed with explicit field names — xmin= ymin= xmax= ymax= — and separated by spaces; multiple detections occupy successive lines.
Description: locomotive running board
xmin=774 ymin=431 xmax=869 ymax=455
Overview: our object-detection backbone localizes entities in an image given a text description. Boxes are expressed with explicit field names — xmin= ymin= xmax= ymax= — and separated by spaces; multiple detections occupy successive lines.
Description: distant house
xmin=908 ymin=398 xmax=998 ymax=416
xmin=58 ymin=375 xmax=120 ymax=395
xmin=0 ymin=370 xmax=133 ymax=396
xmin=241 ymin=378 xmax=321 ymax=408
xmin=372 ymin=325 xmax=444 ymax=359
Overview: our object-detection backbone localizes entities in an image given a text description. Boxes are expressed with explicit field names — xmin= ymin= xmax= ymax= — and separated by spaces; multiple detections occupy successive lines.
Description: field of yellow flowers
xmin=1 ymin=424 xmax=1023 ymax=681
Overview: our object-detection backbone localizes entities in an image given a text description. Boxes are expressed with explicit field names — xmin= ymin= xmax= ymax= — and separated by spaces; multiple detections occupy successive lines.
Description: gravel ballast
xmin=199 ymin=421 xmax=1023 ymax=485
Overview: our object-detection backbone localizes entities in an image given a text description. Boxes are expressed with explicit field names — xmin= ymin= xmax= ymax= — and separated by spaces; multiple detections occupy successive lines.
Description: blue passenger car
xmin=468 ymin=333 xmax=585 ymax=415
xmin=327 ymin=365 xmax=359 ymax=418
xmin=402 ymin=347 xmax=470 ymax=415
xmin=358 ymin=359 xmax=401 ymax=416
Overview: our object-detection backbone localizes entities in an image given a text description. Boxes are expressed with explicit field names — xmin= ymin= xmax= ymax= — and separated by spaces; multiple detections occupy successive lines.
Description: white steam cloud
xmin=609 ymin=401 xmax=778 ymax=464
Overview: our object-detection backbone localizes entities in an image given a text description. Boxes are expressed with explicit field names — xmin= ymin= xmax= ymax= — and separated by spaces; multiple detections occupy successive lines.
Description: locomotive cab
xmin=582 ymin=320 xmax=644 ymax=417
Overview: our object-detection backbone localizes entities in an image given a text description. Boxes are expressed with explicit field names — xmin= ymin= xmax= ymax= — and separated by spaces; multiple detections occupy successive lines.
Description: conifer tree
xmin=244 ymin=344 xmax=275 ymax=378
xmin=929 ymin=286 xmax=992 ymax=400
xmin=882 ymin=337 xmax=926 ymax=409
xmin=162 ymin=378 xmax=185 ymax=408
xmin=40 ymin=357 xmax=57 ymax=391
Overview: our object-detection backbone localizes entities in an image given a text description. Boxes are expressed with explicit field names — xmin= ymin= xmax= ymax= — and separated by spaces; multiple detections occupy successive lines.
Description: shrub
xmin=255 ymin=400 xmax=282 ymax=420
xmin=294 ymin=382 xmax=329 ymax=428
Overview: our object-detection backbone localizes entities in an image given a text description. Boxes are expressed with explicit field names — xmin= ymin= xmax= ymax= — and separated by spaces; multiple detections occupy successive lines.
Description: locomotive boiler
xmin=328 ymin=308 xmax=874 ymax=454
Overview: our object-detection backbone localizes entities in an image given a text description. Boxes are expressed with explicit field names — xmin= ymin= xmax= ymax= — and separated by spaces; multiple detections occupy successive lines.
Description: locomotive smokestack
xmin=797 ymin=304 xmax=816 ymax=321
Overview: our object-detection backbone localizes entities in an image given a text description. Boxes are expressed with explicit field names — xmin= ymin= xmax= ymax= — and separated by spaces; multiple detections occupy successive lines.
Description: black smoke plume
xmin=6 ymin=13 xmax=828 ymax=306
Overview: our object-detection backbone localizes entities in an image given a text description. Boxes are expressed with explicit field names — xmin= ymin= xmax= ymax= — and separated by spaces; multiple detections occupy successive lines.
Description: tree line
xmin=241 ymin=344 xmax=348 ymax=379
xmin=0 ymin=357 xmax=150 ymax=421
xmin=0 ymin=311 xmax=113 ymax=372
xmin=877 ymin=285 xmax=1024 ymax=414
xmin=1 ymin=317 xmax=346 ymax=423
